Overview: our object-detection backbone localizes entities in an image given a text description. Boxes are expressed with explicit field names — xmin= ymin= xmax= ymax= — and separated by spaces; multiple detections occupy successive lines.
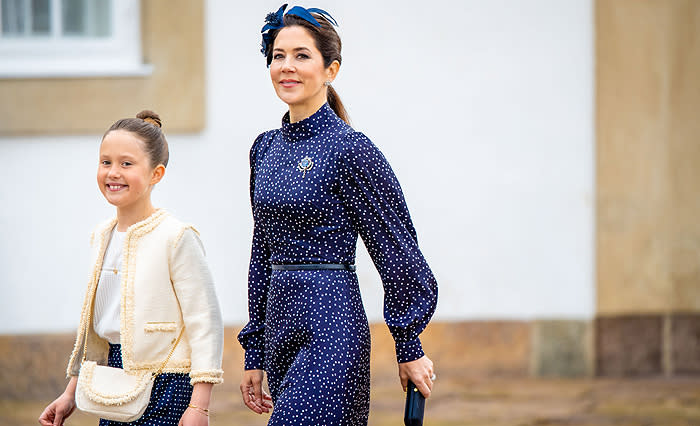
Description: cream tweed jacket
xmin=66 ymin=209 xmax=224 ymax=385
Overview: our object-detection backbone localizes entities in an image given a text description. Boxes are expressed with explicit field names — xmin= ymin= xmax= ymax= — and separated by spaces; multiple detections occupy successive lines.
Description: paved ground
xmin=5 ymin=376 xmax=699 ymax=426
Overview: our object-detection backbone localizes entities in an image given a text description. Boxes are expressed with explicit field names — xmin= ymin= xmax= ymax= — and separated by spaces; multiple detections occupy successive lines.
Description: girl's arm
xmin=38 ymin=376 xmax=78 ymax=426
xmin=178 ymin=383 xmax=213 ymax=426
xmin=169 ymin=227 xmax=225 ymax=425
xmin=170 ymin=227 xmax=225 ymax=384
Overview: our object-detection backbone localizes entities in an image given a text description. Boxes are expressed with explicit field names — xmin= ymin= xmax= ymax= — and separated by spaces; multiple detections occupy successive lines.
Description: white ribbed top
xmin=93 ymin=227 xmax=125 ymax=344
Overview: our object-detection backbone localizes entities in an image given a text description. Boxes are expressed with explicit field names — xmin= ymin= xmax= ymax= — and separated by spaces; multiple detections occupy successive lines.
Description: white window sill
xmin=0 ymin=63 xmax=154 ymax=79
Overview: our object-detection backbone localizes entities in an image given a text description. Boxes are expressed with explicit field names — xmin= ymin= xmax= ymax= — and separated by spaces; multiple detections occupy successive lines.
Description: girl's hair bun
xmin=105 ymin=109 xmax=169 ymax=168
xmin=136 ymin=110 xmax=162 ymax=128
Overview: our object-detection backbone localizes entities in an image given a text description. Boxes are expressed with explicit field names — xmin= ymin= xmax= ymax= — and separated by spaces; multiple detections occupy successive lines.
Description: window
xmin=0 ymin=0 xmax=205 ymax=135
xmin=0 ymin=0 xmax=152 ymax=78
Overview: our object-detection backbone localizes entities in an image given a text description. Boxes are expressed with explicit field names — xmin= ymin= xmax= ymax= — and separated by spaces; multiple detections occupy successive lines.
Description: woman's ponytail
xmin=327 ymin=85 xmax=349 ymax=124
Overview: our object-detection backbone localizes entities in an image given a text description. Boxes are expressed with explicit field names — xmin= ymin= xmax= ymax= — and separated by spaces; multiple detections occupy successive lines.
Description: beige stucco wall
xmin=0 ymin=0 xmax=204 ymax=135
xmin=667 ymin=3 xmax=700 ymax=312
xmin=596 ymin=0 xmax=700 ymax=314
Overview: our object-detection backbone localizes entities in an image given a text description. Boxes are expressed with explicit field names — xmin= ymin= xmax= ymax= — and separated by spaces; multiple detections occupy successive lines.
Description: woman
xmin=237 ymin=5 xmax=438 ymax=425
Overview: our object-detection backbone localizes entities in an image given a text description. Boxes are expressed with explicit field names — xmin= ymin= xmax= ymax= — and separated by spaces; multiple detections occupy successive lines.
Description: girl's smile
xmin=106 ymin=183 xmax=127 ymax=191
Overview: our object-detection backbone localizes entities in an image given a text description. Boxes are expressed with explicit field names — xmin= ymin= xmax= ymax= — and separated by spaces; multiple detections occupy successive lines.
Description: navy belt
xmin=271 ymin=263 xmax=356 ymax=271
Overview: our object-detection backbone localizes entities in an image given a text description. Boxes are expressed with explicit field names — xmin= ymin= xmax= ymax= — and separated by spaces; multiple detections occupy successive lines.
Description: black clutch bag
xmin=404 ymin=380 xmax=425 ymax=426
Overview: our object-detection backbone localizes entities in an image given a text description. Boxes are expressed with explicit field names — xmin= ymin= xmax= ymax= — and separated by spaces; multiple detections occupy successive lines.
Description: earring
xmin=324 ymin=81 xmax=332 ymax=87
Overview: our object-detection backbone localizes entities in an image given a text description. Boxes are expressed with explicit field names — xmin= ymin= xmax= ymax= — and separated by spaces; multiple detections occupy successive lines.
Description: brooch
xmin=298 ymin=156 xmax=313 ymax=177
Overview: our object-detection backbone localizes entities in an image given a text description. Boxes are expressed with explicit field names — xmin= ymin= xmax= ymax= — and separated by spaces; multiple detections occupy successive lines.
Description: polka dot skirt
xmin=237 ymin=103 xmax=438 ymax=425
xmin=99 ymin=343 xmax=193 ymax=426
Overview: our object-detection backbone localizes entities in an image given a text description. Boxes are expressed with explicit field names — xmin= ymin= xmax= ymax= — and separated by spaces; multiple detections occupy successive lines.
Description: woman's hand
xmin=398 ymin=355 xmax=435 ymax=398
xmin=240 ymin=369 xmax=273 ymax=414
xmin=38 ymin=377 xmax=77 ymax=426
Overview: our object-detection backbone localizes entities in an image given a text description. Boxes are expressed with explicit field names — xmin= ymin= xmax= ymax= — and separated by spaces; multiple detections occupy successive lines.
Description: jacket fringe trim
xmin=66 ymin=217 xmax=117 ymax=378
xmin=189 ymin=369 xmax=225 ymax=385
xmin=121 ymin=210 xmax=168 ymax=372
xmin=143 ymin=322 xmax=178 ymax=332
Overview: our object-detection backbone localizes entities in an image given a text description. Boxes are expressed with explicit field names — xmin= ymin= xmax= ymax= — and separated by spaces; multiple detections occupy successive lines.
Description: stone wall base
xmin=3 ymin=316 xmax=697 ymax=400
xmin=596 ymin=313 xmax=700 ymax=376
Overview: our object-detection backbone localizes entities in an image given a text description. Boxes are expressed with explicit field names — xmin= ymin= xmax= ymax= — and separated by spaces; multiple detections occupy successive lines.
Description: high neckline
xmin=281 ymin=103 xmax=340 ymax=142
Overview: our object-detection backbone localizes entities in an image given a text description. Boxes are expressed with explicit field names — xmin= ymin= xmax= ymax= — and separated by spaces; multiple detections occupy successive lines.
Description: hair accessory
xmin=260 ymin=4 xmax=338 ymax=56
xmin=143 ymin=117 xmax=160 ymax=128
xmin=261 ymin=4 xmax=287 ymax=55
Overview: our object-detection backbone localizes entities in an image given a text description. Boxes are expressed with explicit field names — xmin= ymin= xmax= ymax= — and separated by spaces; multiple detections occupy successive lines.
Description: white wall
xmin=0 ymin=0 xmax=594 ymax=334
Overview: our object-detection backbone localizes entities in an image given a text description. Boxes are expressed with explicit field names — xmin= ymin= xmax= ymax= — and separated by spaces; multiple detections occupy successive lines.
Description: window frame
xmin=0 ymin=0 xmax=152 ymax=78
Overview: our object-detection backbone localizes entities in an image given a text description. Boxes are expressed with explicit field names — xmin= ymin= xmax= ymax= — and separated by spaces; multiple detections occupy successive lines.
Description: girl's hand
xmin=178 ymin=406 xmax=209 ymax=426
xmin=38 ymin=377 xmax=77 ymax=426
xmin=240 ymin=369 xmax=273 ymax=414
xmin=398 ymin=355 xmax=435 ymax=398
xmin=179 ymin=383 xmax=213 ymax=426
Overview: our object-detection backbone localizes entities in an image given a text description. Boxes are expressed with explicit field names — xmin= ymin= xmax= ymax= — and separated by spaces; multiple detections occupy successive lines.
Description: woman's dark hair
xmin=265 ymin=13 xmax=350 ymax=124
xmin=103 ymin=110 xmax=169 ymax=168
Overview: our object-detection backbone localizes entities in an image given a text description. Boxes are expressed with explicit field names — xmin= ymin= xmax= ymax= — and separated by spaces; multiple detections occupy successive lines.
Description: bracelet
xmin=188 ymin=403 xmax=210 ymax=417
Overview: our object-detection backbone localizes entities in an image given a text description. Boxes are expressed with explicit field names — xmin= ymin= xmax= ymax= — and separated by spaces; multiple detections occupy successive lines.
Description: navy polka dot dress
xmin=98 ymin=344 xmax=193 ymax=426
xmin=237 ymin=103 xmax=438 ymax=425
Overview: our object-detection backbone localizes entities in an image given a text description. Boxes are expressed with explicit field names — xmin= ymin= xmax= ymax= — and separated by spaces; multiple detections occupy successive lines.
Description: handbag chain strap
xmin=152 ymin=326 xmax=185 ymax=377
xmin=81 ymin=248 xmax=185 ymax=377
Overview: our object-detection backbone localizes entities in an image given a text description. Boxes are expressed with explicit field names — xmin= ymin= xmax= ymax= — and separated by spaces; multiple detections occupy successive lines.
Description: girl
xmin=237 ymin=5 xmax=438 ymax=425
xmin=39 ymin=111 xmax=224 ymax=426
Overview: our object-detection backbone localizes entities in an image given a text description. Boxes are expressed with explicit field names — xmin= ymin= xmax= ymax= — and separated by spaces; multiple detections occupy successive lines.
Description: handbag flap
xmin=78 ymin=361 xmax=153 ymax=406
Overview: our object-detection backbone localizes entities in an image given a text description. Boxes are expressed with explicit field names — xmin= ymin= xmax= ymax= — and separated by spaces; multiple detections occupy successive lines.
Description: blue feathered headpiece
xmin=260 ymin=4 xmax=338 ymax=56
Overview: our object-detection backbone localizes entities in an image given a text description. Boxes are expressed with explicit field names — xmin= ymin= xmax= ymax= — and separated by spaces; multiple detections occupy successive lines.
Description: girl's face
xmin=97 ymin=130 xmax=162 ymax=211
xmin=270 ymin=25 xmax=338 ymax=118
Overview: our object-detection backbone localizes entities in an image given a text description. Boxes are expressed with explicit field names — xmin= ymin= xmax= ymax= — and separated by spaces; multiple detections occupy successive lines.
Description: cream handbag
xmin=75 ymin=360 xmax=155 ymax=422
xmin=75 ymin=282 xmax=185 ymax=422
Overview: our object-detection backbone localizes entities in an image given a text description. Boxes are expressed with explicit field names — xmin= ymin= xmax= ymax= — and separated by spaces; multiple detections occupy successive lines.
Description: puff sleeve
xmin=237 ymin=132 xmax=274 ymax=370
xmin=338 ymin=132 xmax=438 ymax=363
